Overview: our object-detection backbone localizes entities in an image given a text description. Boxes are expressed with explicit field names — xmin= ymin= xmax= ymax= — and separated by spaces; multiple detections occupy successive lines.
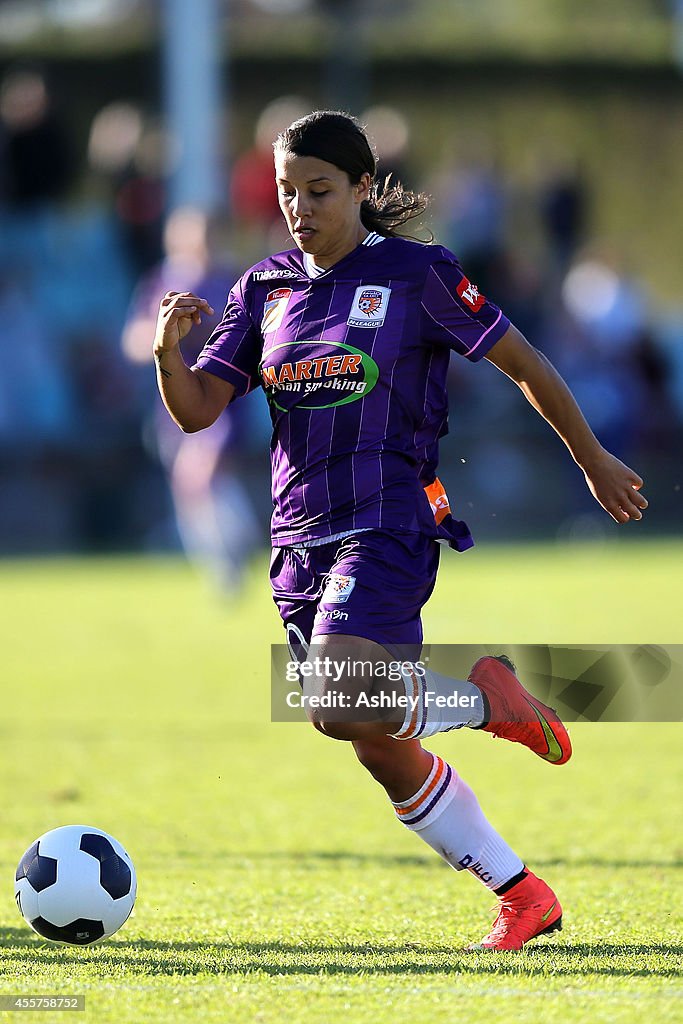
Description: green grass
xmin=0 ymin=539 xmax=681 ymax=1023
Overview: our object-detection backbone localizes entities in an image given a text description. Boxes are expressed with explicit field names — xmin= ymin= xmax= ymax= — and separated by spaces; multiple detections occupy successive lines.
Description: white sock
xmin=391 ymin=753 xmax=523 ymax=890
xmin=391 ymin=665 xmax=484 ymax=739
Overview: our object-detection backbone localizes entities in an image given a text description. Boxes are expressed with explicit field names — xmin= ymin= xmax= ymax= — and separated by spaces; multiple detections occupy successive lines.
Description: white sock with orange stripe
xmin=391 ymin=753 xmax=524 ymax=890
xmin=390 ymin=665 xmax=484 ymax=740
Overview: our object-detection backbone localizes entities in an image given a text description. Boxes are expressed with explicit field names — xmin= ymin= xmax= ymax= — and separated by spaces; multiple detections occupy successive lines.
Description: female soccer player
xmin=153 ymin=111 xmax=648 ymax=951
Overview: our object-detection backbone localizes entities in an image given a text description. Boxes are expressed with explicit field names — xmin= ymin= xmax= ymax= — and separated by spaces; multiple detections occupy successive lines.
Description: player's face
xmin=275 ymin=152 xmax=371 ymax=270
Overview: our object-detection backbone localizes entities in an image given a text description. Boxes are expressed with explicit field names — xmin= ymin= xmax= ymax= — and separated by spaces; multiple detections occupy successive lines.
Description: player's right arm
xmin=153 ymin=291 xmax=236 ymax=432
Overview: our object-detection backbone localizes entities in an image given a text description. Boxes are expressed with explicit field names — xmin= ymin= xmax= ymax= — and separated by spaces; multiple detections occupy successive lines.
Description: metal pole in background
xmin=322 ymin=0 xmax=369 ymax=113
xmin=675 ymin=0 xmax=683 ymax=70
xmin=162 ymin=0 xmax=226 ymax=212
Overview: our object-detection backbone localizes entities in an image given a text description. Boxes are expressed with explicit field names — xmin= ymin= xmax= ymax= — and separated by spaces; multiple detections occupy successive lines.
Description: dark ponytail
xmin=361 ymin=174 xmax=430 ymax=239
xmin=274 ymin=110 xmax=431 ymax=240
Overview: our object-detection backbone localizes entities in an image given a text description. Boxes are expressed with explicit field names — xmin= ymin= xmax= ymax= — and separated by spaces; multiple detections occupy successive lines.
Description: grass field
xmin=0 ymin=539 xmax=681 ymax=1023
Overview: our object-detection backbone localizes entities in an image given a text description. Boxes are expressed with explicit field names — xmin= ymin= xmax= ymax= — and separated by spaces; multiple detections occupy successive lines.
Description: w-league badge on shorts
xmin=321 ymin=572 xmax=356 ymax=604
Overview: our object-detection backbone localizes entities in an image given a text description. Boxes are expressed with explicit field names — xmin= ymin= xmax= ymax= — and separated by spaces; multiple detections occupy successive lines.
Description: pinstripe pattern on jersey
xmin=194 ymin=237 xmax=510 ymax=545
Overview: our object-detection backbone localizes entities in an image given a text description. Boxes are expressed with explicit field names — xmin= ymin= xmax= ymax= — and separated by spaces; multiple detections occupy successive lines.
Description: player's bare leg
xmin=351 ymin=734 xmax=432 ymax=802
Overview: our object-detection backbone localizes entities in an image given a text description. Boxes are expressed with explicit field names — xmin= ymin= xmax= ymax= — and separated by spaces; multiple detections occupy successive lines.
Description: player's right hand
xmin=153 ymin=291 xmax=215 ymax=354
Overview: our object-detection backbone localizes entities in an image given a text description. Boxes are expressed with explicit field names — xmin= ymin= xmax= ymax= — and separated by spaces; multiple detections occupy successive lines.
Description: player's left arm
xmin=485 ymin=323 xmax=648 ymax=523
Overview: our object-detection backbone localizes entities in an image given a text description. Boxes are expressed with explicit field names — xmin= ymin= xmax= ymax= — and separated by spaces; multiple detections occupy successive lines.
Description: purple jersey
xmin=194 ymin=232 xmax=510 ymax=546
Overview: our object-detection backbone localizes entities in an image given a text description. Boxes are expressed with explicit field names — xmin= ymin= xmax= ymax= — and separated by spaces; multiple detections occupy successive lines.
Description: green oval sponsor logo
xmin=259 ymin=340 xmax=379 ymax=412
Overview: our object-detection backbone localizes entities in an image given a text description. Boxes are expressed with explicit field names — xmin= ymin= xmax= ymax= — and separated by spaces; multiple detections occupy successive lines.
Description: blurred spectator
xmin=114 ymin=121 xmax=168 ymax=275
xmin=538 ymin=156 xmax=588 ymax=280
xmin=435 ymin=139 xmax=508 ymax=296
xmin=361 ymin=104 xmax=412 ymax=193
xmin=536 ymin=249 xmax=678 ymax=535
xmin=87 ymin=102 xmax=144 ymax=191
xmin=629 ymin=326 xmax=680 ymax=454
xmin=551 ymin=253 xmax=648 ymax=460
xmin=0 ymin=66 xmax=70 ymax=207
xmin=483 ymin=249 xmax=546 ymax=342
xmin=122 ymin=206 xmax=263 ymax=592
xmin=230 ymin=95 xmax=310 ymax=254
xmin=87 ymin=102 xmax=167 ymax=276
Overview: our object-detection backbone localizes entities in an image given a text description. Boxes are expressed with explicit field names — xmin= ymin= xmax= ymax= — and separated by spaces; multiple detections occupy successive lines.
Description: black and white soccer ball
xmin=15 ymin=825 xmax=136 ymax=945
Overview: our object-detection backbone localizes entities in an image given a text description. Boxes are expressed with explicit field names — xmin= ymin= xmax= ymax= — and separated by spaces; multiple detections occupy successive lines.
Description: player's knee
xmin=309 ymin=717 xmax=377 ymax=742
xmin=353 ymin=737 xmax=403 ymax=784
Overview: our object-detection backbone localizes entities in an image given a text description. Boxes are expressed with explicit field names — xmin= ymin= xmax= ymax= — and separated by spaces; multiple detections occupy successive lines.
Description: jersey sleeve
xmin=193 ymin=276 xmax=261 ymax=397
xmin=420 ymin=255 xmax=510 ymax=362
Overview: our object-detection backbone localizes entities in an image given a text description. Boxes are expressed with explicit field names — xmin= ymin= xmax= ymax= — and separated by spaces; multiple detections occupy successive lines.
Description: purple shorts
xmin=269 ymin=530 xmax=440 ymax=657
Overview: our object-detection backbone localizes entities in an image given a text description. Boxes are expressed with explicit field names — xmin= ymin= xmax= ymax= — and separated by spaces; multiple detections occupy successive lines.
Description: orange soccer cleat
xmin=467 ymin=869 xmax=563 ymax=952
xmin=469 ymin=655 xmax=572 ymax=765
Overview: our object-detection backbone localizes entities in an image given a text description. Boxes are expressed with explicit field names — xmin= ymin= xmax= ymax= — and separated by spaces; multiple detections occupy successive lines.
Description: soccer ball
xmin=15 ymin=825 xmax=136 ymax=945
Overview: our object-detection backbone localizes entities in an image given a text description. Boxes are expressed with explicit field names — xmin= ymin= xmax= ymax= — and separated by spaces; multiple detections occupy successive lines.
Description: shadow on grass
xmin=206 ymin=850 xmax=682 ymax=871
xmin=1 ymin=931 xmax=681 ymax=979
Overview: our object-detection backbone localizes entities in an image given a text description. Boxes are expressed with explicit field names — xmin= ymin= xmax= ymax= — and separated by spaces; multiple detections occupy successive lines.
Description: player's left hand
xmin=582 ymin=449 xmax=648 ymax=523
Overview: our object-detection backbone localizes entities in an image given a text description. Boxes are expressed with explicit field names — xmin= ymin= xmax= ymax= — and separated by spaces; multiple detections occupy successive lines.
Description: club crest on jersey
xmin=261 ymin=287 xmax=292 ymax=333
xmin=347 ymin=285 xmax=391 ymax=328
xmin=321 ymin=572 xmax=356 ymax=604
xmin=456 ymin=276 xmax=486 ymax=313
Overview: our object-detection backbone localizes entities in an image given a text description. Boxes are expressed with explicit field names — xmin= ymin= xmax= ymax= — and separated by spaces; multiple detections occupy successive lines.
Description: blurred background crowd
xmin=0 ymin=0 xmax=681 ymax=587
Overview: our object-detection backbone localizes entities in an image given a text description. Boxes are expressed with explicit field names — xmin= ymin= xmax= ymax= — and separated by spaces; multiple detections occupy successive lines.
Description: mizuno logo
xmin=526 ymin=699 xmax=564 ymax=763
xmin=457 ymin=854 xmax=494 ymax=885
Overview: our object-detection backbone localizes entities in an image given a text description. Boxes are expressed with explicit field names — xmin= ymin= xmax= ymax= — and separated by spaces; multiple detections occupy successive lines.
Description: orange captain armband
xmin=424 ymin=477 xmax=452 ymax=526
xmin=423 ymin=476 xmax=475 ymax=552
